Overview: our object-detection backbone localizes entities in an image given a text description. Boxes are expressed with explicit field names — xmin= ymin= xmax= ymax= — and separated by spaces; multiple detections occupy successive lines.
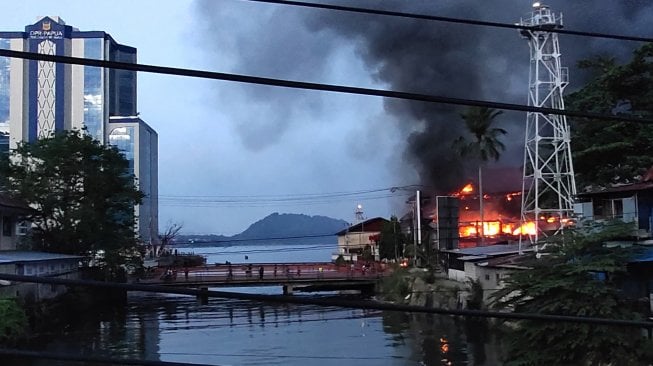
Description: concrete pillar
xmin=282 ymin=284 xmax=293 ymax=295
xmin=197 ymin=287 xmax=209 ymax=305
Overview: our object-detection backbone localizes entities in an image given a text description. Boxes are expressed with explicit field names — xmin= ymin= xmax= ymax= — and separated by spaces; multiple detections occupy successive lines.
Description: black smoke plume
xmin=195 ymin=0 xmax=652 ymax=191
xmin=303 ymin=0 xmax=652 ymax=192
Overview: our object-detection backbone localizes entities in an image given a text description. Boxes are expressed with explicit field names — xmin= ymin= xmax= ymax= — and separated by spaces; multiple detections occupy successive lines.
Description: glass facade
xmin=108 ymin=126 xmax=135 ymax=176
xmin=0 ymin=39 xmax=10 ymax=125
xmin=83 ymin=38 xmax=104 ymax=142
xmin=140 ymin=129 xmax=152 ymax=236
xmin=108 ymin=46 xmax=136 ymax=117
xmin=0 ymin=133 xmax=8 ymax=154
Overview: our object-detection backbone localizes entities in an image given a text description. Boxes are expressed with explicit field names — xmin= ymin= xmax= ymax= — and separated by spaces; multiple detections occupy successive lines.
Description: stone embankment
xmin=380 ymin=268 xmax=472 ymax=310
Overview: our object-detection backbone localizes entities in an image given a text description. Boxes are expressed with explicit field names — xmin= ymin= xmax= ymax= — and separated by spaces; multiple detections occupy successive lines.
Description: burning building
xmin=402 ymin=167 xmax=539 ymax=250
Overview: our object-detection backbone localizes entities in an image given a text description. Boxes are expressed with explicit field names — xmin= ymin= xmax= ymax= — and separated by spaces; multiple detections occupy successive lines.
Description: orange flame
xmin=461 ymin=183 xmax=474 ymax=194
xmin=512 ymin=222 xmax=536 ymax=236
xmin=458 ymin=220 xmax=538 ymax=238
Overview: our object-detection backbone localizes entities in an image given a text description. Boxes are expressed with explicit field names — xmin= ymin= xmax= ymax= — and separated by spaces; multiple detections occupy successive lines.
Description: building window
xmin=2 ymin=216 xmax=12 ymax=236
xmin=0 ymin=38 xmax=10 ymax=126
xmin=0 ymin=133 xmax=8 ymax=155
xmin=108 ymin=126 xmax=135 ymax=176
xmin=16 ymin=221 xmax=29 ymax=236
xmin=496 ymin=273 xmax=501 ymax=283
xmin=484 ymin=274 xmax=490 ymax=281
xmin=83 ymin=38 xmax=104 ymax=142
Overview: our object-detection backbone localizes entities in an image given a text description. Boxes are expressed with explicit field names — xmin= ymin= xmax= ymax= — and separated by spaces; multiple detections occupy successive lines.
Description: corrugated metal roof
xmin=577 ymin=181 xmax=653 ymax=197
xmin=335 ymin=217 xmax=389 ymax=235
xmin=631 ymin=247 xmax=653 ymax=263
xmin=457 ymin=255 xmax=488 ymax=261
xmin=0 ymin=251 xmax=82 ymax=264
xmin=0 ymin=194 xmax=32 ymax=213
xmin=442 ymin=243 xmax=533 ymax=256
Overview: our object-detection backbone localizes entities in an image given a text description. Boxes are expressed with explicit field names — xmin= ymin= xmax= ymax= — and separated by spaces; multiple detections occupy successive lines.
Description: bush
xmin=334 ymin=255 xmax=346 ymax=266
xmin=0 ymin=298 xmax=27 ymax=343
xmin=380 ymin=269 xmax=410 ymax=302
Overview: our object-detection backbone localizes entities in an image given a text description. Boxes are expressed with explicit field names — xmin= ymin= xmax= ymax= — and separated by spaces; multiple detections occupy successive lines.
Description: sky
xmin=1 ymin=0 xmax=651 ymax=235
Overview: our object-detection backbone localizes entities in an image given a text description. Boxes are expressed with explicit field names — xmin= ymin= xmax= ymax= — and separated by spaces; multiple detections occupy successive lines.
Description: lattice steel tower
xmin=519 ymin=3 xmax=577 ymax=244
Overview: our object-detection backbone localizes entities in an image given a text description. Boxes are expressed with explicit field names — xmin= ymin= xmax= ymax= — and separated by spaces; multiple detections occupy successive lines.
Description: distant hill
xmin=175 ymin=213 xmax=349 ymax=246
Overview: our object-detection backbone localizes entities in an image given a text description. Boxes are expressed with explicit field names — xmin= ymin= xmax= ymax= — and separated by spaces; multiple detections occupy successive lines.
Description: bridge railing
xmin=141 ymin=262 xmax=389 ymax=285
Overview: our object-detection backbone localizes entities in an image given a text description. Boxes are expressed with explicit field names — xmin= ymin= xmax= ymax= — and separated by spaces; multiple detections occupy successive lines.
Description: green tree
xmin=0 ymin=298 xmax=27 ymax=343
xmin=453 ymin=107 xmax=506 ymax=241
xmin=0 ymin=131 xmax=144 ymax=274
xmin=493 ymin=224 xmax=653 ymax=365
xmin=568 ymin=44 xmax=653 ymax=189
xmin=378 ymin=216 xmax=406 ymax=260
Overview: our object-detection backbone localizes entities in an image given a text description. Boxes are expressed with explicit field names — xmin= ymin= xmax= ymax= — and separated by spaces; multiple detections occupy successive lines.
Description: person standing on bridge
xmin=273 ymin=265 xmax=278 ymax=277
xmin=258 ymin=266 xmax=264 ymax=280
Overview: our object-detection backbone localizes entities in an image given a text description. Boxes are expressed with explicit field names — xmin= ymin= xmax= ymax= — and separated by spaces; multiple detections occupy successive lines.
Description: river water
xmin=24 ymin=243 xmax=501 ymax=366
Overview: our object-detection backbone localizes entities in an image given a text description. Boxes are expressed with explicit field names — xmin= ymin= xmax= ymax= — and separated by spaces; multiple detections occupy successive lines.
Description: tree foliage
xmin=493 ymin=225 xmax=653 ymax=365
xmin=568 ymin=44 xmax=653 ymax=189
xmin=453 ymin=107 xmax=507 ymax=163
xmin=378 ymin=216 xmax=407 ymax=260
xmin=0 ymin=298 xmax=27 ymax=343
xmin=0 ymin=131 xmax=144 ymax=272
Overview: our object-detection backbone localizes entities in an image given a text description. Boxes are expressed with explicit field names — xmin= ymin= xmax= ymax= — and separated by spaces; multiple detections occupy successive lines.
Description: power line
xmin=240 ymin=0 xmax=653 ymax=43
xmin=1 ymin=274 xmax=651 ymax=329
xmin=190 ymin=244 xmax=336 ymax=254
xmin=159 ymin=192 xmax=411 ymax=207
xmin=1 ymin=49 xmax=651 ymax=125
xmin=159 ymin=186 xmax=402 ymax=199
xmin=0 ymin=348 xmax=217 ymax=366
xmin=175 ymin=233 xmax=337 ymax=245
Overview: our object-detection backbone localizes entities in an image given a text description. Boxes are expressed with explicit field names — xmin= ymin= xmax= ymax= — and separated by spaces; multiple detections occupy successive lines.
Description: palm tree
xmin=453 ymin=107 xmax=507 ymax=244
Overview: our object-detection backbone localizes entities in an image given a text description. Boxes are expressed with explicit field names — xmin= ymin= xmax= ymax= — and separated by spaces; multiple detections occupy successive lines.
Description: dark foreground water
xmin=19 ymin=244 xmax=502 ymax=365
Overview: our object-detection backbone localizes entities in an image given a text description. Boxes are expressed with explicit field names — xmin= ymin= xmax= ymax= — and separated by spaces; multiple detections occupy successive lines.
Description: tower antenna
xmin=519 ymin=3 xmax=577 ymax=247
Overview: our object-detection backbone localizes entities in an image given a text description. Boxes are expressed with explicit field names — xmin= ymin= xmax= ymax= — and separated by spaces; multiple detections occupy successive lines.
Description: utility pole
xmin=415 ymin=190 xmax=422 ymax=267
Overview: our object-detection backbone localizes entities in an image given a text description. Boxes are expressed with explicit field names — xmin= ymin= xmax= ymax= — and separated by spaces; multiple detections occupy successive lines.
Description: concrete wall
xmin=336 ymin=231 xmax=380 ymax=260
xmin=446 ymin=261 xmax=513 ymax=303
xmin=0 ymin=270 xmax=79 ymax=302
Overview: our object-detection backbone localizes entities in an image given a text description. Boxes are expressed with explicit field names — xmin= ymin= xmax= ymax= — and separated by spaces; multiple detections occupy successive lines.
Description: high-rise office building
xmin=0 ymin=16 xmax=158 ymax=244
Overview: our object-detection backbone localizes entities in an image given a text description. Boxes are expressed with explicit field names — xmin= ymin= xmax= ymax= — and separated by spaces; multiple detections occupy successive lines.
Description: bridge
xmin=139 ymin=262 xmax=388 ymax=295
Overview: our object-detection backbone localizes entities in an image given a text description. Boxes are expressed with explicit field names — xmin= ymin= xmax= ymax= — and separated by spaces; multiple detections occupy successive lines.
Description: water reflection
xmin=15 ymin=240 xmax=503 ymax=365
xmin=381 ymin=312 xmax=501 ymax=365
xmin=19 ymin=292 xmax=503 ymax=366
